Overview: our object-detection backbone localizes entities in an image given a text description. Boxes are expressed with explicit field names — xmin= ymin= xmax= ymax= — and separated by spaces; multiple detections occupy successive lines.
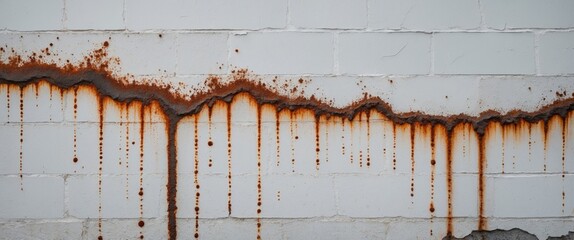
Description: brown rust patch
xmin=2 ymin=42 xmax=574 ymax=240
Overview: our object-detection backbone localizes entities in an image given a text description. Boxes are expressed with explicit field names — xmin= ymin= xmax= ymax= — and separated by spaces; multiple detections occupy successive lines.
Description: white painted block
xmin=338 ymin=33 xmax=431 ymax=74
xmin=125 ymin=0 xmax=287 ymax=30
xmin=177 ymin=33 xmax=228 ymax=75
xmin=482 ymin=0 xmax=574 ymax=29
xmin=65 ymin=0 xmax=124 ymax=30
xmin=0 ymin=0 xmax=63 ymax=30
xmin=368 ymin=0 xmax=481 ymax=30
xmin=434 ymin=33 xmax=535 ymax=74
xmin=0 ymin=221 xmax=83 ymax=240
xmin=290 ymin=0 xmax=367 ymax=29
xmin=539 ymin=32 xmax=574 ymax=75
xmin=0 ymin=176 xmax=64 ymax=218
xmin=229 ymin=32 xmax=334 ymax=74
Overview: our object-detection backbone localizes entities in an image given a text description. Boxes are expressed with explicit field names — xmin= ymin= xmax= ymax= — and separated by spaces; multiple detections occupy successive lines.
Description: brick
xmin=125 ymin=0 xmax=287 ymax=30
xmin=338 ymin=33 xmax=430 ymax=74
xmin=0 ymin=221 xmax=83 ymax=240
xmin=68 ymin=174 xmax=167 ymax=218
xmin=65 ymin=0 xmax=124 ymax=30
xmin=482 ymin=0 xmax=574 ymax=29
xmin=0 ymin=176 xmax=64 ymax=218
xmin=539 ymin=32 xmax=574 ymax=75
xmin=229 ymin=32 xmax=334 ymax=74
xmin=368 ymin=0 xmax=481 ymax=30
xmin=491 ymin=175 xmax=567 ymax=217
xmin=434 ymin=33 xmax=535 ymax=74
xmin=0 ymin=0 xmax=63 ymax=30
xmin=290 ymin=0 xmax=367 ymax=29
xmin=177 ymin=33 xmax=228 ymax=75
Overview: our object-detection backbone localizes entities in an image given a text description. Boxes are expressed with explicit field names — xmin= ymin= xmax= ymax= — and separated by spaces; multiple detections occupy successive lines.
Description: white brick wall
xmin=1 ymin=0 xmax=574 ymax=239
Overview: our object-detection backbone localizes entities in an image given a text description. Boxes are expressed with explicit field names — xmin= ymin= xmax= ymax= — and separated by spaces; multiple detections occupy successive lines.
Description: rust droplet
xmin=193 ymin=115 xmax=200 ymax=239
xmin=207 ymin=140 xmax=213 ymax=146
xmin=139 ymin=105 xmax=145 ymax=239
xmin=18 ymin=86 xmax=24 ymax=190
xmin=138 ymin=220 xmax=145 ymax=227
xmin=256 ymin=105 xmax=263 ymax=239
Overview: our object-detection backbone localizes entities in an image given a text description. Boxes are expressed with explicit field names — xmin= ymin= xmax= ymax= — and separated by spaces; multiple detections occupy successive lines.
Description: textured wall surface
xmin=1 ymin=0 xmax=574 ymax=239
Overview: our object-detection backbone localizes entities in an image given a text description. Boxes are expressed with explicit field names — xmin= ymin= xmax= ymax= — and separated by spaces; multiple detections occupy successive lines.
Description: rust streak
xmin=73 ymin=87 xmax=78 ymax=163
xmin=562 ymin=116 xmax=566 ymax=212
xmin=193 ymin=115 xmax=200 ymax=239
xmin=315 ymin=114 xmax=320 ymax=170
xmin=256 ymin=105 xmax=263 ymax=240
xmin=139 ymin=104 xmax=145 ymax=239
xmin=366 ymin=112 xmax=371 ymax=167
xmin=478 ymin=133 xmax=486 ymax=230
xmin=429 ymin=124 xmax=436 ymax=236
xmin=276 ymin=110 xmax=280 ymax=167
xmin=446 ymin=129 xmax=453 ymax=237
xmin=227 ymin=103 xmax=232 ymax=216
xmin=410 ymin=123 xmax=415 ymax=200
xmin=98 ymin=97 xmax=104 ymax=240
xmin=18 ymin=86 xmax=23 ymax=190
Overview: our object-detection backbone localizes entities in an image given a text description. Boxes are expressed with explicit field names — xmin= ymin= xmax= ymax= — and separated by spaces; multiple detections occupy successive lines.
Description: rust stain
xmin=561 ymin=116 xmax=566 ymax=213
xmin=6 ymin=84 xmax=10 ymax=122
xmin=208 ymin=106 xmax=213 ymax=168
xmin=2 ymin=41 xmax=574 ymax=240
xmin=315 ymin=114 xmax=320 ymax=170
xmin=275 ymin=110 xmax=280 ymax=167
xmin=125 ymin=107 xmax=131 ymax=199
xmin=139 ymin=104 xmax=145 ymax=239
xmin=478 ymin=133 xmax=486 ymax=230
xmin=256 ymin=105 xmax=262 ymax=240
xmin=227 ymin=102 xmax=232 ymax=216
xmin=73 ymin=86 xmax=78 ymax=163
xmin=366 ymin=111 xmax=371 ymax=167
xmin=193 ymin=115 xmax=200 ymax=239
xmin=410 ymin=123 xmax=415 ymax=200
xmin=98 ymin=97 xmax=104 ymax=240
xmin=18 ymin=86 xmax=23 ymax=190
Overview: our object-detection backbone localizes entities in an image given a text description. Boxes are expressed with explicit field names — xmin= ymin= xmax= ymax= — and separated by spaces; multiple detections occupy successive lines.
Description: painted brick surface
xmin=0 ymin=0 xmax=574 ymax=239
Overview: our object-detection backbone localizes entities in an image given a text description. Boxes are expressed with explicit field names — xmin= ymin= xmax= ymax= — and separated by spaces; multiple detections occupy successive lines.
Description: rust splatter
xmin=139 ymin=104 xmax=145 ymax=239
xmin=193 ymin=115 xmax=200 ymax=239
xmin=227 ymin=102 xmax=232 ymax=216
xmin=256 ymin=105 xmax=262 ymax=240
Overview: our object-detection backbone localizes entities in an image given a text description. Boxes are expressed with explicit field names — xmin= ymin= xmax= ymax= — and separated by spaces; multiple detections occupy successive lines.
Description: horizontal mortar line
xmin=142 ymin=73 xmax=574 ymax=78
xmin=2 ymin=28 xmax=574 ymax=34
xmin=0 ymin=173 xmax=167 ymax=177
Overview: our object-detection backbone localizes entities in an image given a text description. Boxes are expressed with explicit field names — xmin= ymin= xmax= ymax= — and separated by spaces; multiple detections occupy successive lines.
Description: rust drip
xmin=410 ymin=123 xmax=415 ymax=200
xmin=392 ymin=124 xmax=397 ymax=171
xmin=325 ymin=117 xmax=329 ymax=163
xmin=501 ymin=126 xmax=506 ymax=173
xmin=562 ymin=116 xmax=566 ymax=212
xmin=290 ymin=111 xmax=295 ymax=172
xmin=166 ymin=114 xmax=179 ymax=240
xmin=193 ymin=115 xmax=200 ymax=239
xmin=528 ymin=123 xmax=532 ymax=162
xmin=478 ymin=133 xmax=486 ymax=230
xmin=382 ymin=121 xmax=387 ymax=162
xmin=350 ymin=119 xmax=355 ymax=164
xmin=542 ymin=121 xmax=549 ymax=172
xmin=97 ymin=97 xmax=104 ymax=240
xmin=341 ymin=118 xmax=346 ymax=158
xmin=3 ymin=43 xmax=574 ymax=240
xmin=125 ymin=109 xmax=131 ymax=199
xmin=358 ymin=114 xmax=363 ymax=168
xmin=6 ymin=85 xmax=10 ymax=122
xmin=429 ymin=125 xmax=436 ymax=236
xmin=208 ymin=106 xmax=213 ymax=168
xmin=49 ymin=86 xmax=52 ymax=121
xmin=59 ymin=88 xmax=64 ymax=114
xmin=18 ymin=86 xmax=23 ymax=190
xmin=73 ymin=87 xmax=78 ymax=163
xmin=275 ymin=110 xmax=280 ymax=167
xmin=315 ymin=114 xmax=320 ymax=170
xmin=256 ymin=105 xmax=263 ymax=240
xmin=366 ymin=112 xmax=371 ymax=167
xmin=139 ymin=105 xmax=145 ymax=239
xmin=227 ymin=103 xmax=232 ymax=216
xmin=446 ymin=129 xmax=453 ymax=237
